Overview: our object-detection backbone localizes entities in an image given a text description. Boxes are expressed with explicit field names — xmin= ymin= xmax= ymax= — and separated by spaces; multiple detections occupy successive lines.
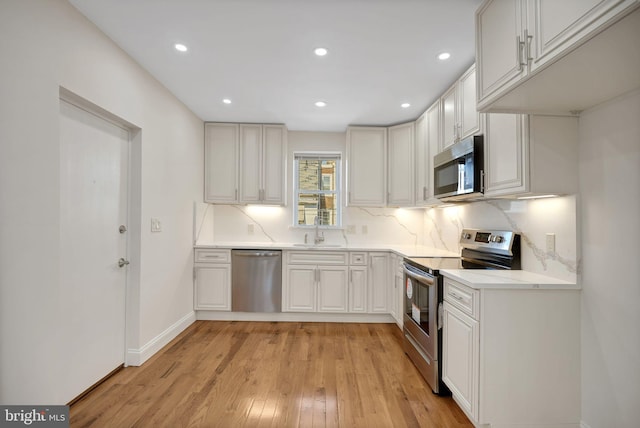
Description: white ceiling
xmin=68 ymin=0 xmax=482 ymax=132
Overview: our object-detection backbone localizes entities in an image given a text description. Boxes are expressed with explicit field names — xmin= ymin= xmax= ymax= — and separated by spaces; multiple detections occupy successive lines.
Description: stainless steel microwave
xmin=433 ymin=135 xmax=484 ymax=201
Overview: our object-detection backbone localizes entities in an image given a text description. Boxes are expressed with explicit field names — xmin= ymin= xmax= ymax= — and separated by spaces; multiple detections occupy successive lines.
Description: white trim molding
xmin=196 ymin=311 xmax=395 ymax=324
xmin=126 ymin=311 xmax=196 ymax=366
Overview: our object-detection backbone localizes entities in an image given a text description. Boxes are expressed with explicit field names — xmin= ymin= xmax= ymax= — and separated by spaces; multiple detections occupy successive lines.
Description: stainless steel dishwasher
xmin=231 ymin=250 xmax=282 ymax=312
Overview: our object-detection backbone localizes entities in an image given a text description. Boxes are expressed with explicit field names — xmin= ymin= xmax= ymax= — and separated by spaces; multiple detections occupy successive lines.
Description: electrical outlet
xmin=151 ymin=218 xmax=162 ymax=232
xmin=248 ymin=224 xmax=255 ymax=234
xmin=346 ymin=224 xmax=356 ymax=234
xmin=546 ymin=233 xmax=555 ymax=253
xmin=362 ymin=225 xmax=368 ymax=235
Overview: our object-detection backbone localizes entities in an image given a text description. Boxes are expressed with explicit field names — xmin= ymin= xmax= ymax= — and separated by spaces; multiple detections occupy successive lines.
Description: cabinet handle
xmin=350 ymin=270 xmax=352 ymax=284
xmin=423 ymin=186 xmax=427 ymax=201
xmin=525 ymin=29 xmax=533 ymax=63
xmin=449 ymin=291 xmax=464 ymax=301
xmin=480 ymin=169 xmax=485 ymax=193
xmin=517 ymin=36 xmax=526 ymax=69
xmin=235 ymin=189 xmax=238 ymax=200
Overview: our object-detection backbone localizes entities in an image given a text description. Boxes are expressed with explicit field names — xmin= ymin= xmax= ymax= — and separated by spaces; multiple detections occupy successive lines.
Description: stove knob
xmin=494 ymin=235 xmax=504 ymax=243
xmin=462 ymin=232 xmax=471 ymax=240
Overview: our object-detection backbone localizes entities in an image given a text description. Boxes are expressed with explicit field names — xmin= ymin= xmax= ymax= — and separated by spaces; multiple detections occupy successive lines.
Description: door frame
xmin=59 ymin=87 xmax=142 ymax=367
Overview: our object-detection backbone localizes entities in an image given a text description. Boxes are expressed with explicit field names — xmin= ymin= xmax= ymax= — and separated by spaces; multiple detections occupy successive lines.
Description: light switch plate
xmin=151 ymin=218 xmax=162 ymax=232
xmin=248 ymin=224 xmax=255 ymax=234
xmin=346 ymin=225 xmax=356 ymax=234
xmin=546 ymin=233 xmax=555 ymax=253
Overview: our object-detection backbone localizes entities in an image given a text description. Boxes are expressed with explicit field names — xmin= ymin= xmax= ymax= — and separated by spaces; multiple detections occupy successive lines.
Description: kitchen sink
xmin=292 ymin=243 xmax=343 ymax=248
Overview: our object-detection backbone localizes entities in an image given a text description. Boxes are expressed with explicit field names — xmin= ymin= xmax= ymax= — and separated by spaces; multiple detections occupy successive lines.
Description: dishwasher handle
xmin=232 ymin=250 xmax=281 ymax=257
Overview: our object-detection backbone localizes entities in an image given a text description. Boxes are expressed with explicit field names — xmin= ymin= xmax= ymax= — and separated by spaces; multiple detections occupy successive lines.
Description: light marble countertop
xmin=440 ymin=269 xmax=580 ymax=290
xmin=194 ymin=241 xmax=460 ymax=258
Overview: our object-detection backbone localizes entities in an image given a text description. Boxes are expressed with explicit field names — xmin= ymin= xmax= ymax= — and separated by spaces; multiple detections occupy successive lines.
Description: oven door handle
xmin=403 ymin=264 xmax=435 ymax=286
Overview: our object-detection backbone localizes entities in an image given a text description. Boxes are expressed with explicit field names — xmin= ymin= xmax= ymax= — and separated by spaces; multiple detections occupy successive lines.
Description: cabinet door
xmin=387 ymin=122 xmax=415 ymax=207
xmin=239 ymin=124 xmax=262 ymax=204
xmin=285 ymin=266 xmax=316 ymax=312
xmin=414 ymin=112 xmax=429 ymax=205
xmin=476 ymin=0 xmax=527 ymax=106
xmin=204 ymin=123 xmax=239 ymax=203
xmin=440 ymin=84 xmax=458 ymax=149
xmin=346 ymin=127 xmax=387 ymax=206
xmin=426 ymin=100 xmax=440 ymax=201
xmin=349 ymin=267 xmax=367 ymax=313
xmin=459 ymin=65 xmax=481 ymax=140
xmin=368 ymin=253 xmax=388 ymax=313
xmin=484 ymin=114 xmax=528 ymax=196
xmin=442 ymin=302 xmax=479 ymax=422
xmin=194 ymin=265 xmax=231 ymax=310
xmin=317 ymin=266 xmax=348 ymax=313
xmin=262 ymin=125 xmax=287 ymax=205
xmin=528 ymin=0 xmax=637 ymax=73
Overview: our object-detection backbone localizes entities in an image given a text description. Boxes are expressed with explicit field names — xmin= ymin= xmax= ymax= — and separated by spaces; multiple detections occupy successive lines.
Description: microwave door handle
xmin=457 ymin=161 xmax=465 ymax=193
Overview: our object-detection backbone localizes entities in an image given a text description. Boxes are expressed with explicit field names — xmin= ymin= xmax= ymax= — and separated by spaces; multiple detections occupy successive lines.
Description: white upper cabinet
xmin=346 ymin=126 xmax=387 ymax=207
xmin=204 ymin=123 xmax=239 ymax=203
xmin=206 ymin=122 xmax=286 ymax=205
xmin=239 ymin=124 xmax=286 ymax=205
xmin=238 ymin=124 xmax=262 ymax=203
xmin=459 ymin=66 xmax=481 ymax=139
xmin=440 ymin=64 xmax=482 ymax=150
xmin=414 ymin=111 xmax=429 ymax=205
xmin=441 ymin=84 xmax=458 ymax=149
xmin=387 ymin=122 xmax=415 ymax=207
xmin=415 ymin=101 xmax=441 ymax=206
xmin=476 ymin=0 xmax=640 ymax=113
xmin=484 ymin=114 xmax=578 ymax=198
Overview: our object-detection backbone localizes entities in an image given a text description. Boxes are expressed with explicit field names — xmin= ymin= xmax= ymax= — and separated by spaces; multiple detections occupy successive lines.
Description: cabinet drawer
xmin=287 ymin=251 xmax=348 ymax=265
xmin=444 ymin=278 xmax=479 ymax=320
xmin=194 ymin=249 xmax=231 ymax=263
xmin=349 ymin=252 xmax=367 ymax=265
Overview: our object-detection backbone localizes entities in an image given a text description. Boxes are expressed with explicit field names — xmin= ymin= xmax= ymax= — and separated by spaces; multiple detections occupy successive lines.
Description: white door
xmin=59 ymin=99 xmax=129 ymax=403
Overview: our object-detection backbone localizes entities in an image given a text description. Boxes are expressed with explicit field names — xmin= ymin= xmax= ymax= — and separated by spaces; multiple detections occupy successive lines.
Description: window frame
xmin=293 ymin=152 xmax=342 ymax=228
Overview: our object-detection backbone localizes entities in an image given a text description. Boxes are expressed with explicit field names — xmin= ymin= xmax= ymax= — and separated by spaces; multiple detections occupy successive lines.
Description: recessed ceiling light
xmin=315 ymin=101 xmax=327 ymax=107
xmin=314 ymin=47 xmax=328 ymax=56
xmin=401 ymin=103 xmax=411 ymax=108
xmin=437 ymin=52 xmax=451 ymax=60
xmin=174 ymin=43 xmax=188 ymax=52
xmin=222 ymin=98 xmax=232 ymax=104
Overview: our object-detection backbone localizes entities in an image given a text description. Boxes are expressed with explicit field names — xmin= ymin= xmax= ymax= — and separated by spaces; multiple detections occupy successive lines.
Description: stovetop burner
xmin=406 ymin=229 xmax=521 ymax=273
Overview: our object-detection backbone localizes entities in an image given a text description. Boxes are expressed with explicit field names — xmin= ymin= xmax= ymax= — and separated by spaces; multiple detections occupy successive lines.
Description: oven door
xmin=403 ymin=264 xmax=437 ymax=360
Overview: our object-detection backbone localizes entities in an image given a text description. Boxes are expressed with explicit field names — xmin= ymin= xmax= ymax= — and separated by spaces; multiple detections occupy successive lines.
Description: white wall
xmin=0 ymin=0 xmax=203 ymax=404
xmin=578 ymin=90 xmax=640 ymax=428
xmin=199 ymin=131 xmax=425 ymax=246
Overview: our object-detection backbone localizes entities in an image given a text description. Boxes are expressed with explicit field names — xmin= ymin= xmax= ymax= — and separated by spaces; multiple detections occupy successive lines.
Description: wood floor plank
xmin=70 ymin=321 xmax=473 ymax=428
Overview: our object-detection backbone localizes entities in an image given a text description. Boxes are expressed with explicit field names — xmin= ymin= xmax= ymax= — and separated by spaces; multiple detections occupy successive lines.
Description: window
xmin=294 ymin=153 xmax=341 ymax=227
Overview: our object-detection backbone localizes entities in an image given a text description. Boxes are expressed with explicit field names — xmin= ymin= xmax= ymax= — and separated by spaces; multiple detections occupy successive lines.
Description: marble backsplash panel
xmin=194 ymin=195 xmax=577 ymax=282
xmin=424 ymin=195 xmax=578 ymax=282
xmin=194 ymin=203 xmax=425 ymax=247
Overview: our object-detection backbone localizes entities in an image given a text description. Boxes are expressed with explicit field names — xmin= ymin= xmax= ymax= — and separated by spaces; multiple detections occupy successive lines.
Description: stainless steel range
xmin=402 ymin=229 xmax=521 ymax=395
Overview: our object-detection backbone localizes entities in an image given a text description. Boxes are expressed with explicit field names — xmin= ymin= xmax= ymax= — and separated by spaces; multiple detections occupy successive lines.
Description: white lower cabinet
xmin=317 ymin=267 xmax=349 ymax=312
xmin=442 ymin=301 xmax=479 ymax=420
xmin=194 ymin=249 xmax=231 ymax=311
xmin=442 ymin=276 xmax=581 ymax=427
xmin=283 ymin=251 xmax=388 ymax=315
xmin=285 ymin=265 xmax=348 ymax=313
xmin=348 ymin=266 xmax=367 ymax=313
xmin=388 ymin=254 xmax=404 ymax=328
xmin=368 ymin=252 xmax=388 ymax=313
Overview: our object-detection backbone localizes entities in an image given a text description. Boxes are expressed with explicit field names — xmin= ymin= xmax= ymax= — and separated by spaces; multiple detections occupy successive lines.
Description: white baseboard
xmin=196 ymin=310 xmax=396 ymax=324
xmin=126 ymin=311 xmax=196 ymax=366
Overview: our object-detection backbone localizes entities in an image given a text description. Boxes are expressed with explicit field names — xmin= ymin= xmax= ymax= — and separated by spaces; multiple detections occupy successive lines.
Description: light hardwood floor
xmin=70 ymin=321 xmax=472 ymax=427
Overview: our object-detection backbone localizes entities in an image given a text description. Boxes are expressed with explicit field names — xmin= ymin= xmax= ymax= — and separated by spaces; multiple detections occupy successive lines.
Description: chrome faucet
xmin=314 ymin=216 xmax=325 ymax=245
